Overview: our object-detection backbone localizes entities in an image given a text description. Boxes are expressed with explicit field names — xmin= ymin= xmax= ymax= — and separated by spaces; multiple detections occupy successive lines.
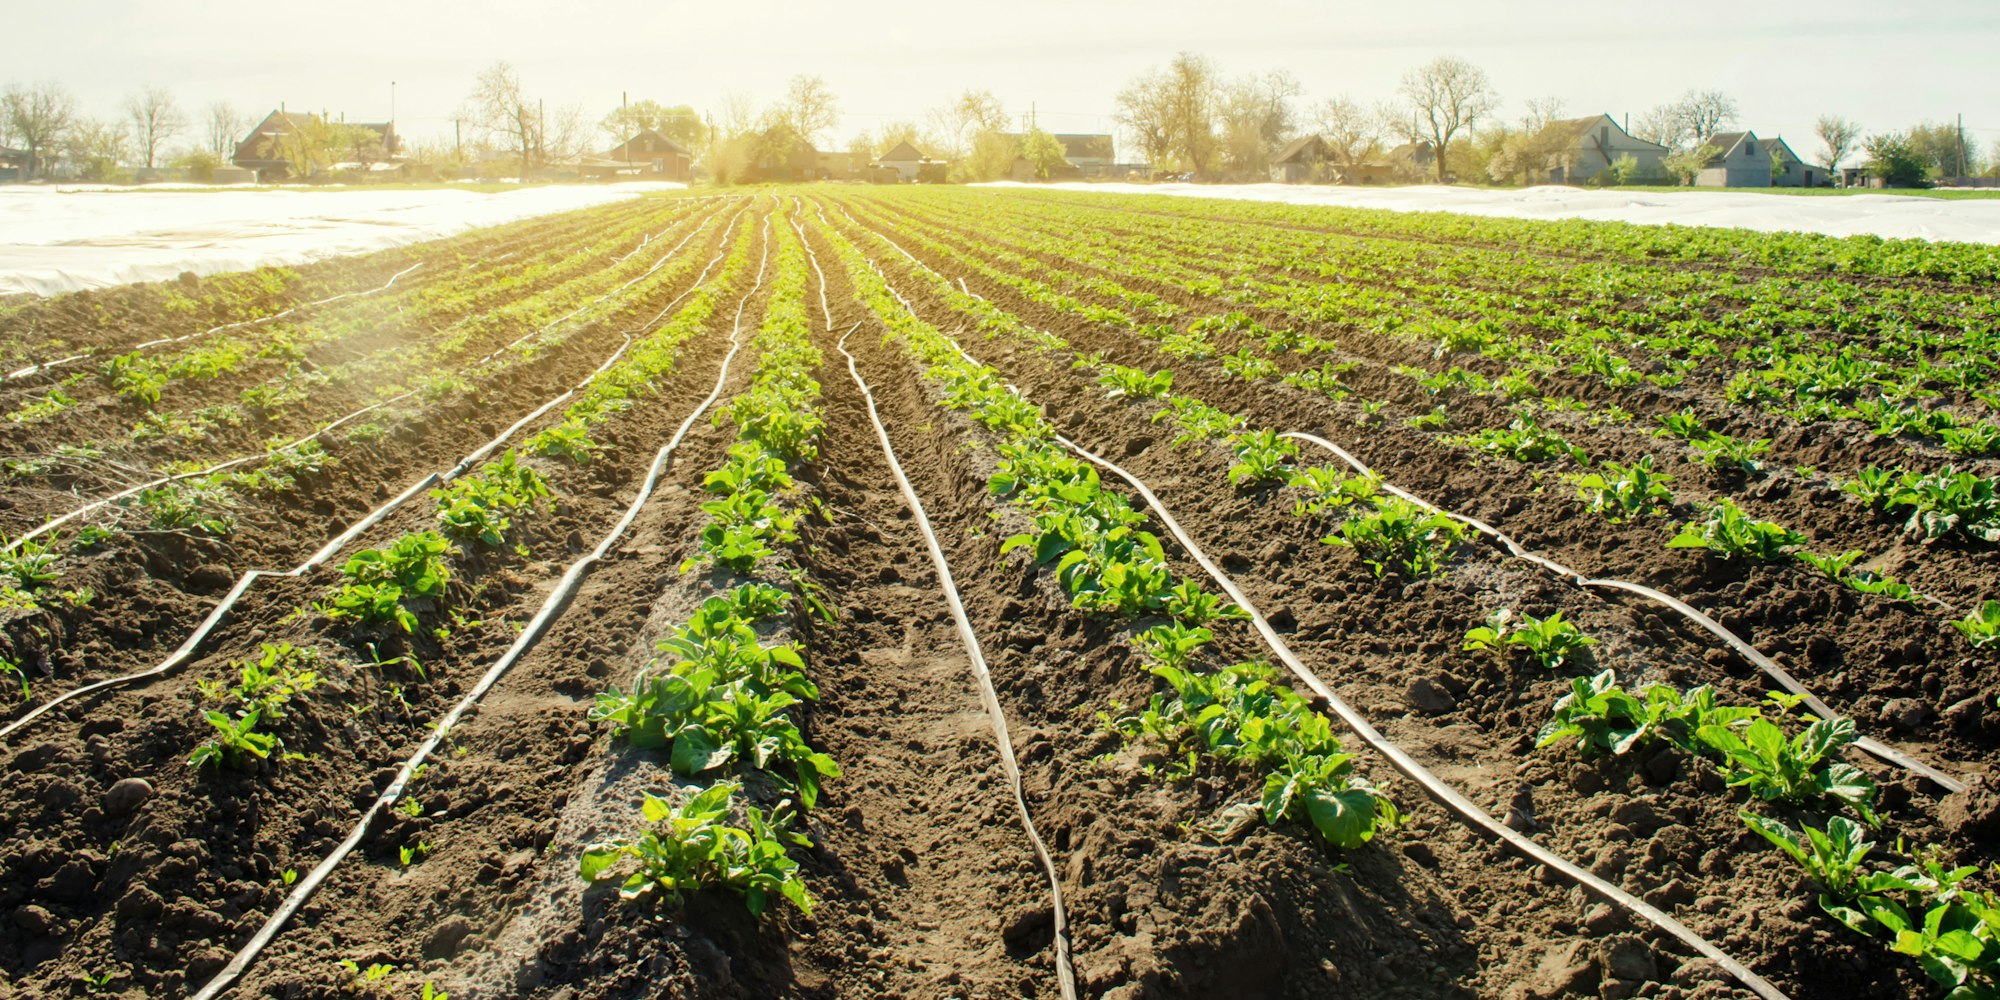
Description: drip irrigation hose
xmin=0 ymin=206 xmax=750 ymax=742
xmin=835 ymin=329 xmax=1079 ymax=1000
xmin=829 ymin=194 xmax=1961 ymax=795
xmin=1279 ymin=431 xmax=1964 ymax=794
xmin=838 ymin=219 xmax=1787 ymax=1000
xmin=2 ymin=200 xmax=739 ymax=555
xmin=1 ymin=263 xmax=424 ymax=383
xmin=187 ymin=211 xmax=775 ymax=1000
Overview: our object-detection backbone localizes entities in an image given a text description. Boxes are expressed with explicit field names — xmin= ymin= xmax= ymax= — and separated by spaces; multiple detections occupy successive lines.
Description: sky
xmin=5 ymin=0 xmax=1997 ymax=165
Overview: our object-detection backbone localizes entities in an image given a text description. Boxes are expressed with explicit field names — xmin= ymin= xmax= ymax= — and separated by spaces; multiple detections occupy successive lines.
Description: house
xmin=603 ymin=129 xmax=691 ymax=181
xmin=879 ymin=140 xmax=928 ymax=181
xmin=1270 ymin=134 xmax=1332 ymax=183
xmin=232 ymin=110 xmax=400 ymax=181
xmin=1334 ymin=161 xmax=1397 ymax=185
xmin=816 ymin=151 xmax=860 ymax=181
xmin=1386 ymin=140 xmax=1437 ymax=180
xmin=1000 ymin=133 xmax=1117 ymax=178
xmin=1763 ymin=136 xmax=1819 ymax=188
xmin=0 ymin=147 xmax=27 ymax=183
xmin=745 ymin=126 xmax=818 ymax=182
xmin=1696 ymin=131 xmax=1771 ymax=188
xmin=1538 ymin=114 xmax=1667 ymax=185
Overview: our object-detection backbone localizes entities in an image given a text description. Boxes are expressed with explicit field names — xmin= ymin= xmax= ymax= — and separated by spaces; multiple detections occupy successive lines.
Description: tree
xmin=1632 ymin=103 xmax=1690 ymax=151
xmin=1312 ymin=96 xmax=1380 ymax=168
xmin=1395 ymin=56 xmax=1497 ymax=182
xmin=123 ymin=85 xmax=186 ymax=169
xmin=1677 ymin=90 xmax=1738 ymax=147
xmin=1865 ymin=132 xmax=1932 ymax=188
xmin=956 ymin=130 xmax=1020 ymax=183
xmin=600 ymin=100 xmax=705 ymax=149
xmin=873 ymin=121 xmax=925 ymax=157
xmin=1813 ymin=115 xmax=1861 ymax=179
xmin=1907 ymin=120 xmax=1978 ymax=178
xmin=1608 ymin=153 xmax=1641 ymax=186
xmin=776 ymin=75 xmax=838 ymax=148
xmin=1020 ymin=128 xmax=1068 ymax=180
xmin=1664 ymin=143 xmax=1717 ymax=186
xmin=929 ymin=88 xmax=1007 ymax=161
xmin=63 ymin=118 xmax=130 ymax=181
xmin=1218 ymin=70 xmax=1300 ymax=179
xmin=1521 ymin=96 xmax=1567 ymax=133
xmin=273 ymin=117 xmax=367 ymax=179
xmin=1115 ymin=52 xmax=1222 ymax=178
xmin=463 ymin=61 xmax=541 ymax=179
xmin=2 ymin=81 xmax=77 ymax=180
xmin=206 ymin=102 xmax=248 ymax=162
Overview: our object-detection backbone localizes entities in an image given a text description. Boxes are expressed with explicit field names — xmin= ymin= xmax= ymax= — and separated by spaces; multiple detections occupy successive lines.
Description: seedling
xmin=1668 ymin=498 xmax=1807 ymax=562
xmin=1956 ymin=600 xmax=2000 ymax=649
xmin=579 ymin=783 xmax=814 ymax=916
xmin=1569 ymin=455 xmax=1675 ymax=521
xmin=1326 ymin=496 xmax=1464 ymax=578
xmin=1463 ymin=609 xmax=1596 ymax=670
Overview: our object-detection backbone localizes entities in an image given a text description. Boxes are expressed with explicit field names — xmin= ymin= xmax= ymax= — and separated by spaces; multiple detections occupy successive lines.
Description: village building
xmin=1762 ymin=135 xmax=1819 ymax=187
xmin=600 ymin=128 xmax=692 ymax=181
xmin=1537 ymin=114 xmax=1668 ymax=185
xmin=1696 ymin=131 xmax=1773 ymax=188
xmin=231 ymin=110 xmax=400 ymax=182
xmin=1269 ymin=134 xmax=1331 ymax=183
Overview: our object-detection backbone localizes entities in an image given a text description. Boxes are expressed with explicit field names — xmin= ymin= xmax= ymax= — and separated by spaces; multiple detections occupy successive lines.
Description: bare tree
xmin=1115 ymin=52 xmax=1222 ymax=178
xmin=2 ymin=81 xmax=78 ymax=180
xmin=1678 ymin=90 xmax=1738 ymax=147
xmin=873 ymin=121 xmax=925 ymax=157
xmin=600 ymin=100 xmax=705 ymax=149
xmin=777 ymin=75 xmax=839 ymax=148
xmin=928 ymin=88 xmax=1007 ymax=161
xmin=206 ymin=102 xmax=248 ymax=161
xmin=1631 ymin=103 xmax=1689 ymax=151
xmin=1219 ymin=70 xmax=1301 ymax=178
xmin=463 ymin=61 xmax=540 ymax=178
xmin=1313 ymin=96 xmax=1380 ymax=167
xmin=64 ymin=117 xmax=131 ymax=181
xmin=1521 ymin=96 xmax=1567 ymax=133
xmin=122 ymin=85 xmax=186 ymax=169
xmin=1396 ymin=56 xmax=1498 ymax=182
xmin=1813 ymin=115 xmax=1862 ymax=179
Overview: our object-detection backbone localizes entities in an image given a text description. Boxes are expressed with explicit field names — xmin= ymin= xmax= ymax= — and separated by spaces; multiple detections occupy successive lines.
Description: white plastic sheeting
xmin=978 ymin=181 xmax=2000 ymax=246
xmin=0 ymin=182 xmax=684 ymax=296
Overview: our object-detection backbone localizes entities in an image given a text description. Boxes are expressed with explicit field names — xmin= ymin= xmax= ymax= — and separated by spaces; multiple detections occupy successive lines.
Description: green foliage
xmin=196 ymin=642 xmax=321 ymax=721
xmin=1796 ymin=549 xmax=1920 ymax=603
xmin=1569 ymin=455 xmax=1675 ymax=521
xmin=1107 ymin=660 xmax=1398 ymax=850
xmin=1462 ymin=609 xmax=1596 ymax=669
xmin=0 ymin=537 xmax=61 ymax=591
xmin=578 ymin=783 xmax=814 ymax=916
xmin=1668 ymin=498 xmax=1807 ymax=561
xmin=102 ymin=353 xmax=166 ymax=405
xmin=1451 ymin=411 xmax=1589 ymax=464
xmin=1956 ymin=600 xmax=2000 ymax=649
xmin=1326 ymin=496 xmax=1464 ymax=578
xmin=527 ymin=419 xmax=601 ymax=464
xmin=1097 ymin=365 xmax=1174 ymax=400
xmin=327 ymin=532 xmax=451 ymax=632
xmin=1845 ymin=466 xmax=2000 ymax=543
xmin=134 ymin=480 xmax=236 ymax=536
xmin=188 ymin=708 xmax=277 ymax=768
xmin=1700 ymin=708 xmax=1879 ymax=824
xmin=1225 ymin=430 xmax=1298 ymax=487
xmin=433 ymin=450 xmax=551 ymax=547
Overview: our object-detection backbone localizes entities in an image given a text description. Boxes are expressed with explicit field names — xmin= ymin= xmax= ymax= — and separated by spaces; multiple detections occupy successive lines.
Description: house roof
xmin=1702 ymin=131 xmax=1754 ymax=164
xmin=1002 ymin=133 xmax=1114 ymax=161
xmin=1539 ymin=114 xmax=1669 ymax=154
xmin=1272 ymin=134 xmax=1327 ymax=164
xmin=607 ymin=128 xmax=689 ymax=158
xmin=1763 ymin=135 xmax=1803 ymax=164
xmin=881 ymin=140 xmax=926 ymax=161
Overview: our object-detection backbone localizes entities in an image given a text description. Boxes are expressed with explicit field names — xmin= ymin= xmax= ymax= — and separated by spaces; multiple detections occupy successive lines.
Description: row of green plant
xmin=818 ymin=201 xmax=1403 ymax=853
xmin=583 ymin=213 xmax=830 ymax=919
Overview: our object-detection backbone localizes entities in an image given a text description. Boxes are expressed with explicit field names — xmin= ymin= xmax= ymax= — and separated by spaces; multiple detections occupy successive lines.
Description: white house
xmin=1540 ymin=114 xmax=1667 ymax=185
xmin=1697 ymin=132 xmax=1773 ymax=188
xmin=880 ymin=140 xmax=927 ymax=181
xmin=1763 ymin=136 xmax=1820 ymax=188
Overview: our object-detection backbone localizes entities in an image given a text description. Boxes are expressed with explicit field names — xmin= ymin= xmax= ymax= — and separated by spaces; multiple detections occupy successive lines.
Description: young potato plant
xmin=132 ymin=480 xmax=236 ymax=536
xmin=325 ymin=531 xmax=452 ymax=633
xmin=1288 ymin=467 xmax=1382 ymax=519
xmin=195 ymin=642 xmax=322 ymax=721
xmin=1844 ymin=466 xmax=2000 ymax=544
xmin=1225 ymin=430 xmax=1298 ymax=488
xmin=1450 ymin=411 xmax=1589 ymax=465
xmin=1668 ymin=498 xmax=1807 ymax=562
xmin=1463 ymin=609 xmax=1596 ymax=670
xmin=1107 ymin=659 xmax=1399 ymax=850
xmin=1749 ymin=814 xmax=2000 ymax=996
xmin=579 ymin=783 xmax=814 ymax=917
xmin=0 ymin=537 xmax=62 ymax=592
xmin=1538 ymin=671 xmax=1878 ymax=823
xmin=1569 ymin=455 xmax=1675 ymax=522
xmin=1326 ymin=496 xmax=1465 ymax=579
xmin=432 ymin=449 xmax=551 ymax=548
xmin=188 ymin=709 xmax=277 ymax=768
xmin=1152 ymin=395 xmax=1244 ymax=449
xmin=1956 ymin=600 xmax=2000 ymax=650
xmin=1796 ymin=550 xmax=1921 ymax=604
xmin=1097 ymin=364 xmax=1173 ymax=400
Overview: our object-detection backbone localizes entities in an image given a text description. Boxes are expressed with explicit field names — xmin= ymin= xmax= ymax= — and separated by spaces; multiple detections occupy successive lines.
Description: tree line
xmin=5 ymin=61 xmax=1993 ymax=186
xmin=1110 ymin=52 xmax=1995 ymax=187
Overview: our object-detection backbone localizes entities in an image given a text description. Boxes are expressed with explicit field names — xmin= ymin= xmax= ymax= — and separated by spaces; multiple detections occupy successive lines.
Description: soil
xmin=2 ymin=188 xmax=1994 ymax=1000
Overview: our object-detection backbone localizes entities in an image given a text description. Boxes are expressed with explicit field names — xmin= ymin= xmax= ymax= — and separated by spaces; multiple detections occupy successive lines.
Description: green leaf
xmin=579 ymin=846 xmax=620 ymax=882
xmin=1304 ymin=787 xmax=1382 ymax=850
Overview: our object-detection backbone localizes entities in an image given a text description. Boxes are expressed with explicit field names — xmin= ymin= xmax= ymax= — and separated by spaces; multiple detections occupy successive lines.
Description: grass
xmin=1610 ymin=184 xmax=2000 ymax=200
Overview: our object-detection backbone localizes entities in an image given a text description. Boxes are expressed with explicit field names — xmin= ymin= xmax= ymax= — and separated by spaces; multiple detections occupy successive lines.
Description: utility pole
xmin=1957 ymin=113 xmax=1966 ymax=179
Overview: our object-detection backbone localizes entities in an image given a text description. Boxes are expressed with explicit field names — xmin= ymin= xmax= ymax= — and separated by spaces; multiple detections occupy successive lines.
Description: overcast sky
xmin=6 ymin=0 xmax=1997 ymax=163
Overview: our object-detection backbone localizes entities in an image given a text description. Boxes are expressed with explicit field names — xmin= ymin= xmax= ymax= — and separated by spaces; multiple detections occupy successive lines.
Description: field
xmin=0 ymin=185 xmax=1997 ymax=1000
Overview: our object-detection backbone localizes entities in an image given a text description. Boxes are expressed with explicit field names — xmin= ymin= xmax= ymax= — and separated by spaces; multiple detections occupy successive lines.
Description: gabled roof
xmin=1702 ymin=131 xmax=1754 ymax=164
xmin=607 ymin=128 xmax=689 ymax=159
xmin=881 ymin=140 xmax=926 ymax=161
xmin=1540 ymin=114 xmax=1668 ymax=154
xmin=1763 ymin=135 xmax=1803 ymax=164
xmin=1272 ymin=134 xmax=1327 ymax=164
